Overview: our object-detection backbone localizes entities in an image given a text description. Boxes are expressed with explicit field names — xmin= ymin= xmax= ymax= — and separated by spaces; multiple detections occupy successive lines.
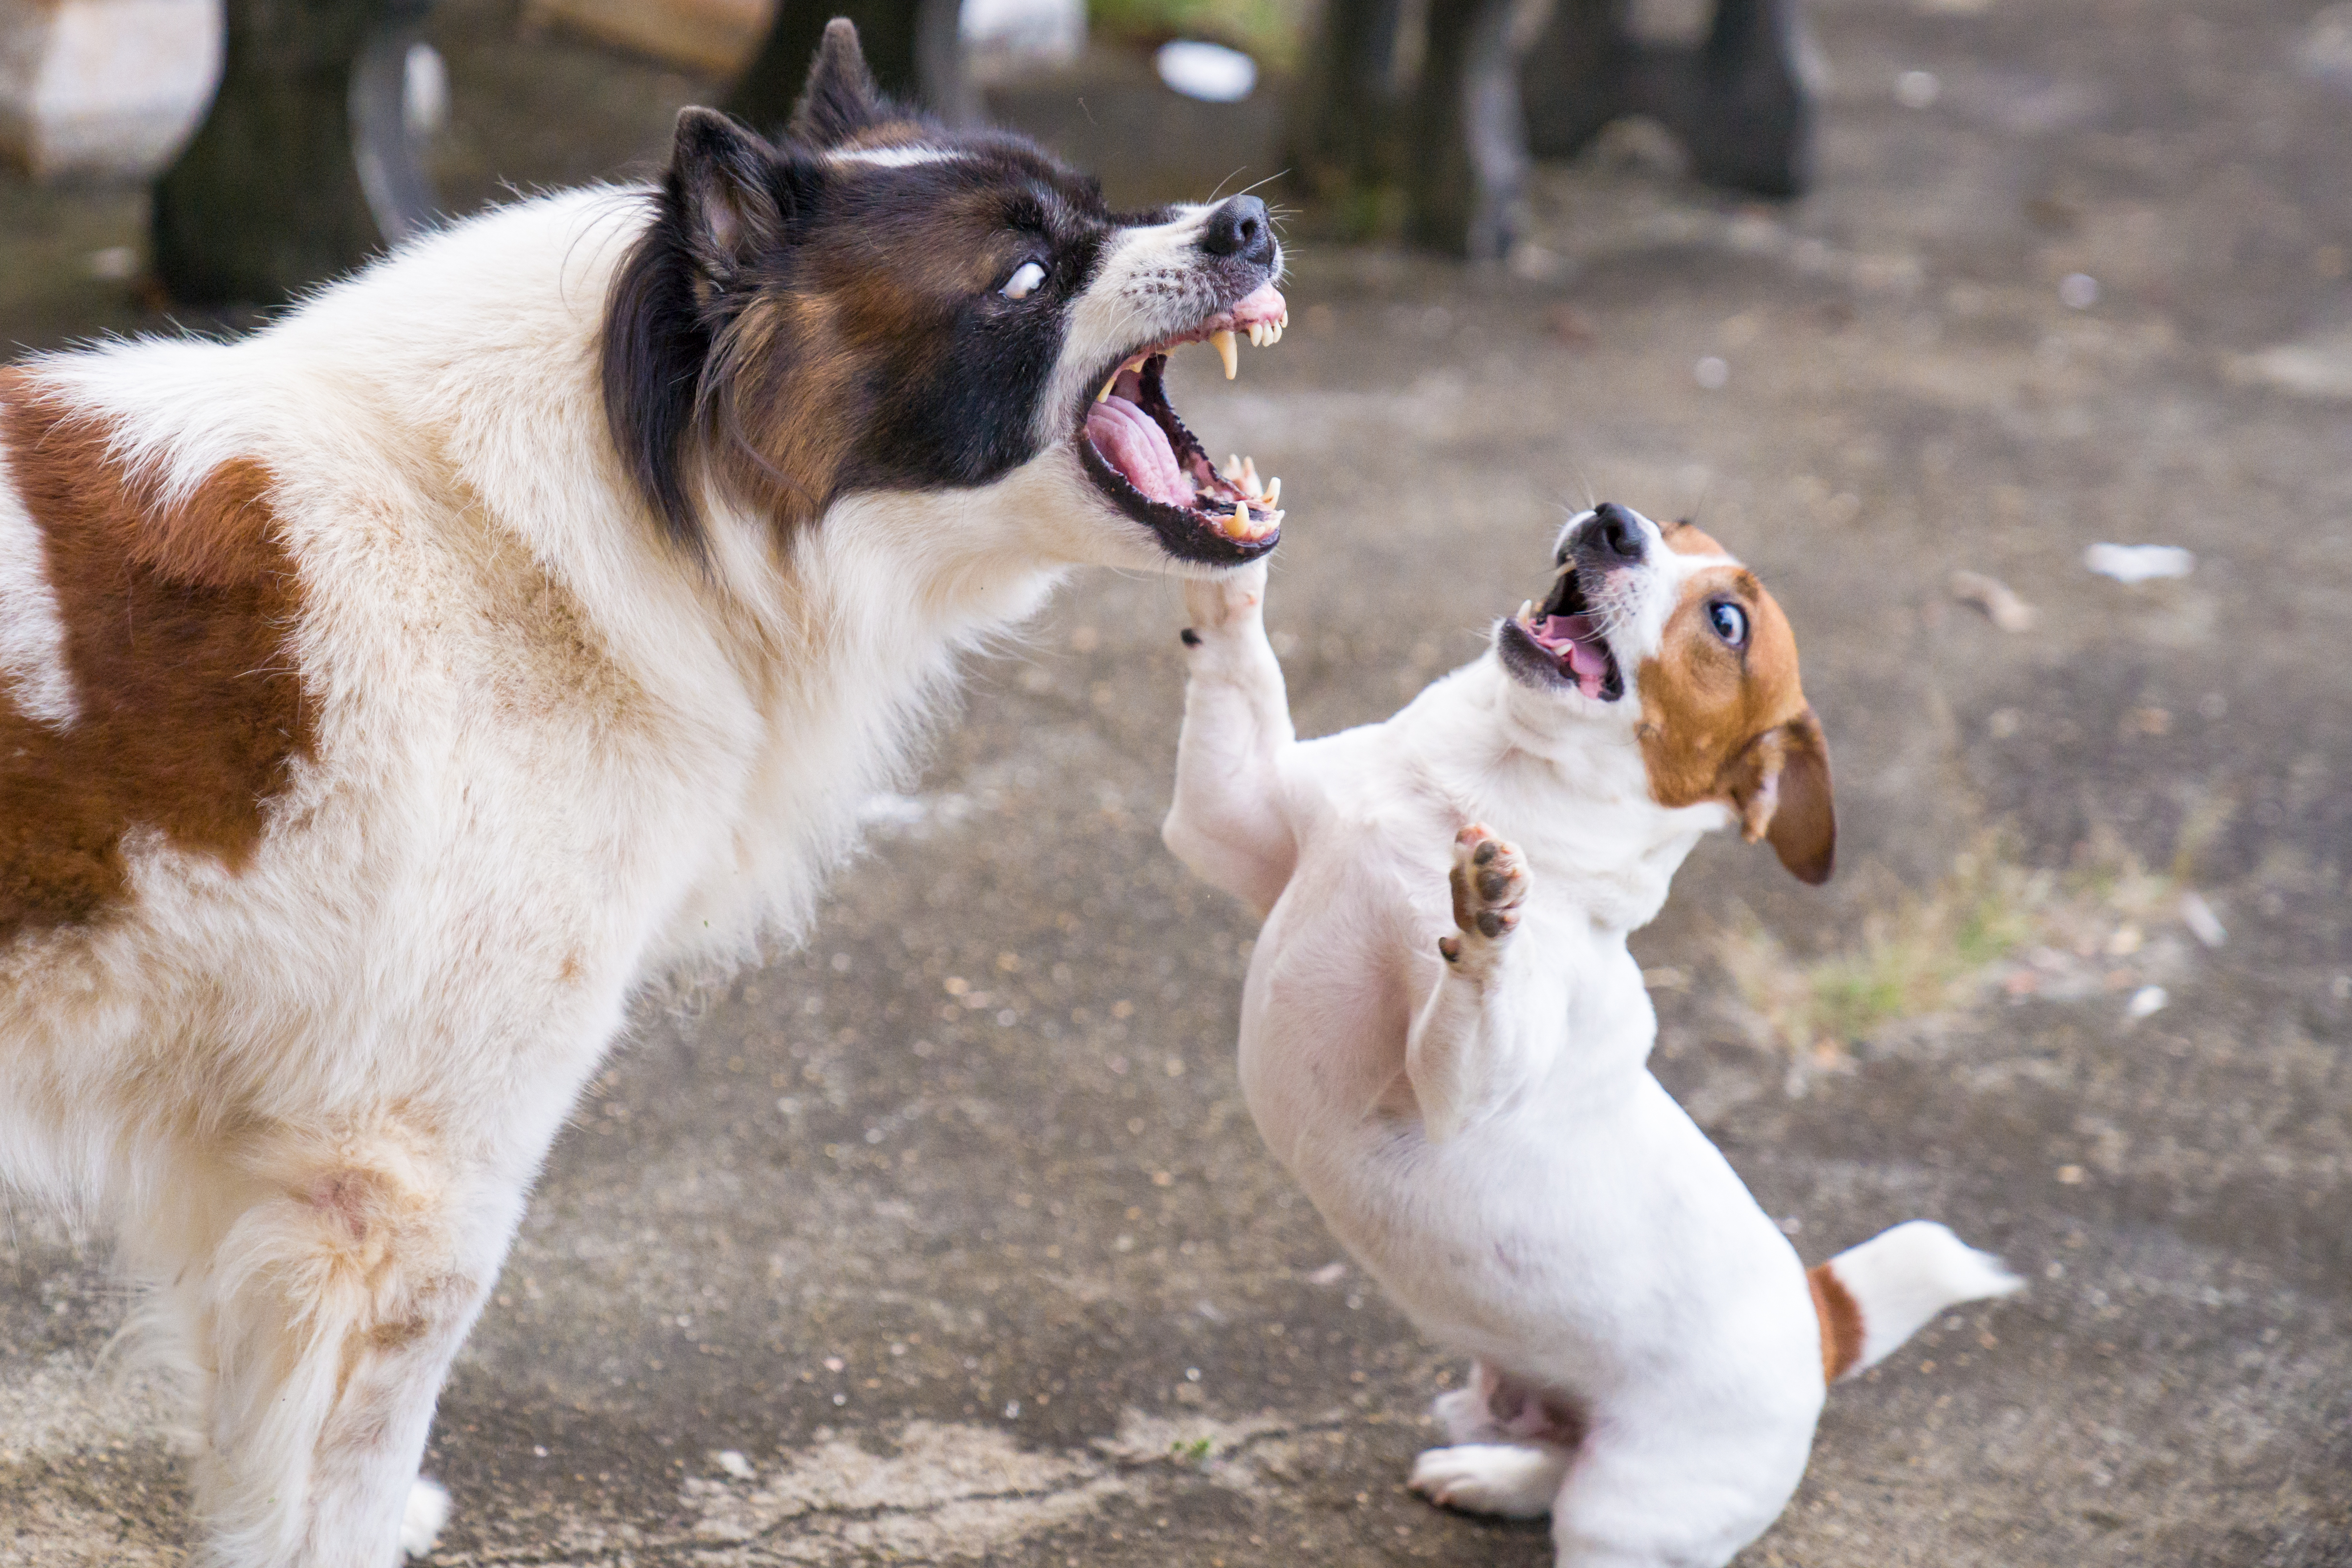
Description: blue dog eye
xmin=1709 ymin=602 xmax=1748 ymax=646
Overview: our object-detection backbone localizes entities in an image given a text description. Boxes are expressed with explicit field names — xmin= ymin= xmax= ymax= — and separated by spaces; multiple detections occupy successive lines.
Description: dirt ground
xmin=4 ymin=0 xmax=2351 ymax=1563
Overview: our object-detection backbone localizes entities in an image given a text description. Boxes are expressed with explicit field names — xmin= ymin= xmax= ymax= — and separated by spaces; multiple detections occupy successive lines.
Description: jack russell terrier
xmin=1163 ymin=503 xmax=2020 ymax=1567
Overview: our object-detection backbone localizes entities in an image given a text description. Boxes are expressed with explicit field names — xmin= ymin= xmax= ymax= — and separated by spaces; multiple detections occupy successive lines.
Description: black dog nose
xmin=1198 ymin=195 xmax=1275 ymax=264
xmin=1587 ymin=502 xmax=1647 ymax=563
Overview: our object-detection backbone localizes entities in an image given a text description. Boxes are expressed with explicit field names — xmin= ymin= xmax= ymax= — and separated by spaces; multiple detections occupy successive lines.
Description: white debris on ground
xmin=2125 ymin=984 xmax=2170 ymax=1022
xmin=2178 ymin=891 xmax=2228 ymax=949
xmin=2225 ymin=330 xmax=2352 ymax=399
xmin=1949 ymin=569 xmax=2037 ymax=631
xmin=2085 ymin=542 xmax=2196 ymax=583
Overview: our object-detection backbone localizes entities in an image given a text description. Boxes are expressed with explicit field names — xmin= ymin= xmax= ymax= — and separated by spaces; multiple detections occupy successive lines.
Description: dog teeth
xmin=1520 ymin=599 xmax=1535 ymax=624
xmin=1263 ymin=476 xmax=1279 ymax=507
xmin=1096 ymin=373 xmax=1117 ymax=404
xmin=1210 ymin=329 xmax=1237 ymax=380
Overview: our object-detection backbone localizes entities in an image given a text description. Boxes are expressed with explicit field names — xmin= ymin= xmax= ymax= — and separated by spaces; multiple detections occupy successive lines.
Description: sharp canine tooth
xmin=1520 ymin=599 xmax=1535 ymax=623
xmin=1097 ymin=373 xmax=1117 ymax=403
xmin=1264 ymin=476 xmax=1280 ymax=507
xmin=1210 ymin=328 xmax=1237 ymax=380
xmin=1231 ymin=500 xmax=1250 ymax=538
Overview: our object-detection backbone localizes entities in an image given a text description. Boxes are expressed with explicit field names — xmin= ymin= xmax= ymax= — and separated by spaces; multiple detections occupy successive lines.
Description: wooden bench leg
xmin=1405 ymin=0 xmax=1528 ymax=261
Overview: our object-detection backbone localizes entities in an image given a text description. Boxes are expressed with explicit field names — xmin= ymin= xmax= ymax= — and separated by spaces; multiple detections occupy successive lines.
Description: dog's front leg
xmin=1407 ymin=825 xmax=1556 ymax=1141
xmin=1163 ymin=559 xmax=1299 ymax=916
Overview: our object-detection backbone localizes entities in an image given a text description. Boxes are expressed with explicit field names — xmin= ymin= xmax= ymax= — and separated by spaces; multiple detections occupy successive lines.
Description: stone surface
xmin=3 ymin=0 xmax=2351 ymax=1564
xmin=0 ymin=0 xmax=221 ymax=182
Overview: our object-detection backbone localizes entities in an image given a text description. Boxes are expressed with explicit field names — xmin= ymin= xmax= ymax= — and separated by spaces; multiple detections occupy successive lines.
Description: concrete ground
xmin=5 ymin=0 xmax=2352 ymax=1562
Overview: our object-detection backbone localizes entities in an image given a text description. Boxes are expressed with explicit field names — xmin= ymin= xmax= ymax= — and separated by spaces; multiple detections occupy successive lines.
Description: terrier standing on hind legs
xmin=0 ymin=19 xmax=1299 ymax=1565
xmin=1164 ymin=504 xmax=2021 ymax=1566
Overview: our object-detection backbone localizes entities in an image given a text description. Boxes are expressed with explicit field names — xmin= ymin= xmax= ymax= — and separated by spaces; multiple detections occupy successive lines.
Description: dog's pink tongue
xmin=1086 ymin=396 xmax=1191 ymax=507
xmin=1538 ymin=615 xmax=1608 ymax=690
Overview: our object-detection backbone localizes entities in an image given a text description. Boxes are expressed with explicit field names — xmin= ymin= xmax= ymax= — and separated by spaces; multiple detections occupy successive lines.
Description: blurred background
xmin=4 ymin=2 xmax=2352 ymax=1565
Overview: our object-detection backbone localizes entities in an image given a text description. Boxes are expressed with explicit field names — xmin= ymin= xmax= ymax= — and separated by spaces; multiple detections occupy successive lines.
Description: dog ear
xmin=669 ymin=108 xmax=795 ymax=289
xmin=604 ymin=109 xmax=824 ymax=556
xmin=1726 ymin=710 xmax=1836 ymax=885
xmin=790 ymin=18 xmax=886 ymax=147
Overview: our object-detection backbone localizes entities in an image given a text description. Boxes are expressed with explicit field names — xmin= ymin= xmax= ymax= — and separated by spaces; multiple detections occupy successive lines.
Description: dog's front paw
xmin=1440 ymin=825 xmax=1529 ymax=968
xmin=1408 ymin=1443 xmax=1566 ymax=1519
xmin=1181 ymin=558 xmax=1269 ymax=640
xmin=401 ymin=1475 xmax=450 ymax=1558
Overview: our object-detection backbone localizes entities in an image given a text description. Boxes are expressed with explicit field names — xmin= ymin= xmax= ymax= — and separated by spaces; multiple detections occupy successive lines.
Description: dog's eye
xmin=1708 ymin=601 xmax=1748 ymax=647
xmin=1000 ymin=261 xmax=1047 ymax=300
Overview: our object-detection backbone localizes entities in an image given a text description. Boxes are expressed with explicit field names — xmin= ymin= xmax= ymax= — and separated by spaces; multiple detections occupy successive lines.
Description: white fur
xmin=828 ymin=145 xmax=961 ymax=168
xmin=398 ymin=1477 xmax=449 ymax=1558
xmin=1823 ymin=1220 xmax=2023 ymax=1374
xmin=0 ymin=182 xmax=1264 ymax=1566
xmin=0 ymin=455 xmax=78 ymax=727
xmin=1163 ymin=516 xmax=2018 ymax=1567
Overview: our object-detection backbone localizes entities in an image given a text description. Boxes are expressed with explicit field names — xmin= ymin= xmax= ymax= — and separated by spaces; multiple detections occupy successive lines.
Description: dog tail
xmin=1808 ymin=1220 xmax=2022 ymax=1382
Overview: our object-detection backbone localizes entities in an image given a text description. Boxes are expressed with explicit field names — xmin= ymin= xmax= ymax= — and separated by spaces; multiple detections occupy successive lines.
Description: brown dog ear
xmin=1725 ymin=710 xmax=1836 ymax=885
xmin=1765 ymin=709 xmax=1835 ymax=884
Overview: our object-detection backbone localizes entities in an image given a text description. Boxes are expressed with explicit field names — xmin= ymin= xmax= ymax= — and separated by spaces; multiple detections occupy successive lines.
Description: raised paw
xmin=1439 ymin=825 xmax=1529 ymax=965
xmin=1407 ymin=1443 xmax=1569 ymax=1520
xmin=1181 ymin=558 xmax=1269 ymax=639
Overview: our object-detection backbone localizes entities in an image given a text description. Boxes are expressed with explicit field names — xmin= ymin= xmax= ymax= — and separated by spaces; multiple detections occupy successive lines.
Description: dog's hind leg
xmin=1164 ymin=559 xmax=1299 ymax=915
xmin=1414 ymin=1362 xmax=1582 ymax=1517
xmin=1411 ymin=1442 xmax=1573 ymax=1518
xmin=1542 ymin=1398 xmax=1814 ymax=1568
xmin=160 ymin=1119 xmax=512 ymax=1568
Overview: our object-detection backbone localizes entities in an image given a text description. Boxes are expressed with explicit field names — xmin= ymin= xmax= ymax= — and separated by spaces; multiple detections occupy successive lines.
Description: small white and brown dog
xmin=1164 ymin=504 xmax=2021 ymax=1567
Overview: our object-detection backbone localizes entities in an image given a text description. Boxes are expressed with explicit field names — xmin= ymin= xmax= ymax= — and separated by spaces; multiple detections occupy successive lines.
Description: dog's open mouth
xmin=1078 ymin=282 xmax=1288 ymax=564
xmin=1499 ymin=563 xmax=1624 ymax=701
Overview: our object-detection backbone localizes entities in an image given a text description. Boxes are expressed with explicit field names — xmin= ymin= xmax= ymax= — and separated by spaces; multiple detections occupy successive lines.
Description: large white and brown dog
xmin=0 ymin=22 xmax=1293 ymax=1566
xmin=1165 ymin=504 xmax=2021 ymax=1567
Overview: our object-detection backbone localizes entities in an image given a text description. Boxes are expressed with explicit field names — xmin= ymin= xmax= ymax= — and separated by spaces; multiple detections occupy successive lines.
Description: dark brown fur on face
xmin=604 ymin=22 xmax=1129 ymax=556
xmin=1636 ymin=523 xmax=1836 ymax=884
xmin=0 ymin=372 xmax=315 ymax=944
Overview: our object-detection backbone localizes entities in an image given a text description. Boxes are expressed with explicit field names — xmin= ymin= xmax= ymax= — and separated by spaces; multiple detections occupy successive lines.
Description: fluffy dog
xmin=1164 ymin=504 xmax=2020 ymax=1567
xmin=0 ymin=23 xmax=1292 ymax=1565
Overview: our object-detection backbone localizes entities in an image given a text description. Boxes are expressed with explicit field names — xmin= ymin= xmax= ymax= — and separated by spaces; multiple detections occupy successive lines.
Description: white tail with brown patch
xmin=1809 ymin=1220 xmax=2023 ymax=1382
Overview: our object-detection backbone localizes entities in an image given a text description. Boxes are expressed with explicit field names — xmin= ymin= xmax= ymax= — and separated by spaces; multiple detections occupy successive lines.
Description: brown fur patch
xmin=1635 ymin=563 xmax=1836 ymax=883
xmin=1808 ymin=1261 xmax=1865 ymax=1382
xmin=0 ymin=371 xmax=315 ymax=945
xmin=1659 ymin=518 xmax=1727 ymax=557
